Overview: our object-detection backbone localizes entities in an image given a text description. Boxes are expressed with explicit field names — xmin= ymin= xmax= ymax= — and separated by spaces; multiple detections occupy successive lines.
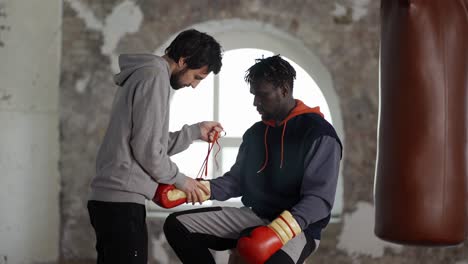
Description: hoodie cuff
xmin=189 ymin=123 xmax=202 ymax=141
xmin=174 ymin=173 xmax=189 ymax=189
xmin=207 ymin=179 xmax=220 ymax=200
xmin=291 ymin=213 xmax=307 ymax=230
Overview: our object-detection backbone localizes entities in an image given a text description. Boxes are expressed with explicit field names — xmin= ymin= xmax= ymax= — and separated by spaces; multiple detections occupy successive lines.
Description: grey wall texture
xmin=59 ymin=0 xmax=468 ymax=263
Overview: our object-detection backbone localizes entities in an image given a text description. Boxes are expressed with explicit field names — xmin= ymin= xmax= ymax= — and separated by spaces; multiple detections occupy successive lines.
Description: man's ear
xmin=177 ymin=57 xmax=187 ymax=69
xmin=281 ymin=85 xmax=290 ymax=97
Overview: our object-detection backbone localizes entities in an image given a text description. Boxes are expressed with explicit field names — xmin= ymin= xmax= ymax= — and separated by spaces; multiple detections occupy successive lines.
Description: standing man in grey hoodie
xmin=87 ymin=29 xmax=223 ymax=264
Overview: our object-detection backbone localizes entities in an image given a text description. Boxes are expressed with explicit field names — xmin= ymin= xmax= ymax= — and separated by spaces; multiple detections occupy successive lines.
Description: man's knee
xmin=163 ymin=213 xmax=183 ymax=240
xmin=265 ymin=250 xmax=295 ymax=264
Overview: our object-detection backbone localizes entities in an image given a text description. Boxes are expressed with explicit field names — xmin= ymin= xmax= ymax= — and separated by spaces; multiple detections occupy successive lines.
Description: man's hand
xmin=199 ymin=121 xmax=223 ymax=142
xmin=175 ymin=178 xmax=211 ymax=205
xmin=153 ymin=180 xmax=211 ymax=208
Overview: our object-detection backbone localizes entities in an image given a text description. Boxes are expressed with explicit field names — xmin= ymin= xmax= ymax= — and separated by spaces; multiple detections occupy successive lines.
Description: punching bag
xmin=375 ymin=0 xmax=468 ymax=245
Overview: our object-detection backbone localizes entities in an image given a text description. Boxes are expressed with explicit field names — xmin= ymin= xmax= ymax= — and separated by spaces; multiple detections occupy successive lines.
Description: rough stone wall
xmin=60 ymin=0 xmax=467 ymax=263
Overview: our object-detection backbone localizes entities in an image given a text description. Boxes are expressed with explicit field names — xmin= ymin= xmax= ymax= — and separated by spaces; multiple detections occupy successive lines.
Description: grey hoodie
xmin=89 ymin=54 xmax=201 ymax=205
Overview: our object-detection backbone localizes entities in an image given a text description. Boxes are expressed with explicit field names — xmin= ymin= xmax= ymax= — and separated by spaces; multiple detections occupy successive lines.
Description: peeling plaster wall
xmin=60 ymin=0 xmax=468 ymax=263
xmin=0 ymin=0 xmax=61 ymax=263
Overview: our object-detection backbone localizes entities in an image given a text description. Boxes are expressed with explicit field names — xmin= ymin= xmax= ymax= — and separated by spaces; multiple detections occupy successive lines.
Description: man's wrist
xmin=174 ymin=173 xmax=189 ymax=189
xmin=190 ymin=123 xmax=202 ymax=140
xmin=268 ymin=210 xmax=302 ymax=244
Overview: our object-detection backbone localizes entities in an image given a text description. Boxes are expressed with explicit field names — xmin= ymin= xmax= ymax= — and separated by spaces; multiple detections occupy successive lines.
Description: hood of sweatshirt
xmin=262 ymin=99 xmax=323 ymax=127
xmin=114 ymin=54 xmax=170 ymax=87
xmin=257 ymin=99 xmax=324 ymax=173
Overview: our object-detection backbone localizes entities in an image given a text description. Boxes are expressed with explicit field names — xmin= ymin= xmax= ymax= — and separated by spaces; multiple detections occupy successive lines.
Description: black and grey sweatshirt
xmin=89 ymin=54 xmax=201 ymax=205
xmin=209 ymin=100 xmax=342 ymax=239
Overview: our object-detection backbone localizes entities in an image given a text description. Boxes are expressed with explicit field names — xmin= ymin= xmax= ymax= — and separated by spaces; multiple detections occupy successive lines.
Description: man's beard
xmin=170 ymin=68 xmax=188 ymax=90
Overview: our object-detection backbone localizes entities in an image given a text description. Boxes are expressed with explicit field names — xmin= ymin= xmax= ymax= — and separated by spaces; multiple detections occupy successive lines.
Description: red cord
xmin=196 ymin=131 xmax=222 ymax=179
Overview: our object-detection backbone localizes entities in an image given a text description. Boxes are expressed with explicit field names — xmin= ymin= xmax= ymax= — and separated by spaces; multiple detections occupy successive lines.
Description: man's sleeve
xmin=291 ymin=135 xmax=342 ymax=230
xmin=167 ymin=124 xmax=201 ymax=156
xmin=129 ymin=72 xmax=187 ymax=185
xmin=209 ymin=134 xmax=248 ymax=200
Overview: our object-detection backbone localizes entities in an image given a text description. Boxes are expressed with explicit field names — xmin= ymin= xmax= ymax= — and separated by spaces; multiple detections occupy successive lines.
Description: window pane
xmin=170 ymin=141 xmax=214 ymax=179
xmin=220 ymin=146 xmax=239 ymax=175
xmin=219 ymin=146 xmax=242 ymax=204
xmin=218 ymin=49 xmax=274 ymax=137
xmin=283 ymin=57 xmax=333 ymax=123
xmin=169 ymin=74 xmax=214 ymax=131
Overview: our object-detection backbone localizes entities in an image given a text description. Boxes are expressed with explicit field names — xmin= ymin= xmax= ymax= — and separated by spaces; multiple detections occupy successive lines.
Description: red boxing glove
xmin=153 ymin=181 xmax=210 ymax=208
xmin=237 ymin=211 xmax=301 ymax=264
xmin=153 ymin=184 xmax=185 ymax=208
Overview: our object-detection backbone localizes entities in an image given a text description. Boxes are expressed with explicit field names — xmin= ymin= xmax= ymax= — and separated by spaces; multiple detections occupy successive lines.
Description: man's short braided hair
xmin=244 ymin=55 xmax=296 ymax=90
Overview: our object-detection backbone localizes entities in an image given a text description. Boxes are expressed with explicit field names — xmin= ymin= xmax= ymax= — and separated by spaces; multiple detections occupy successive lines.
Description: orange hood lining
xmin=257 ymin=99 xmax=324 ymax=173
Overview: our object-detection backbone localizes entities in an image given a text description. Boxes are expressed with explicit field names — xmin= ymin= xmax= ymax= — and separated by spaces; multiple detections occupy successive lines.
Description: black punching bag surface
xmin=375 ymin=0 xmax=468 ymax=246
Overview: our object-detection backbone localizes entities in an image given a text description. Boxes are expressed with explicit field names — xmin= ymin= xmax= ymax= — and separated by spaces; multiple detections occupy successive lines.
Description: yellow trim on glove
xmin=268 ymin=210 xmax=302 ymax=244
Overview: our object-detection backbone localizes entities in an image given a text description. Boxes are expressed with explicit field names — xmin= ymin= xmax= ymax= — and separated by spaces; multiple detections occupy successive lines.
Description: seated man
xmin=162 ymin=55 xmax=342 ymax=264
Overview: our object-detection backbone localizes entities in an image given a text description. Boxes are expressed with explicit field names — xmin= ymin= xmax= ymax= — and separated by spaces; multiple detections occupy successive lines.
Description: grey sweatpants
xmin=164 ymin=206 xmax=319 ymax=264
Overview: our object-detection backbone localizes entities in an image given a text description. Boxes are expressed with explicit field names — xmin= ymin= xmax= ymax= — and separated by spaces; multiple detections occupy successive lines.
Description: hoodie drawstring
xmin=257 ymin=126 xmax=270 ymax=173
xmin=257 ymin=123 xmax=288 ymax=173
xmin=257 ymin=100 xmax=324 ymax=174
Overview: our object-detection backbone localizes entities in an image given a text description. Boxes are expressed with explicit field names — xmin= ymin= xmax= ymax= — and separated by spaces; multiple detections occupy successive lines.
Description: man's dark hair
xmin=165 ymin=29 xmax=223 ymax=74
xmin=244 ymin=55 xmax=296 ymax=91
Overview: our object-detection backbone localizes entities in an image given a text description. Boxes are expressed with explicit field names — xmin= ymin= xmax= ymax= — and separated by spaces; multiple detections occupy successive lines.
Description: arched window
xmin=150 ymin=20 xmax=344 ymax=220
